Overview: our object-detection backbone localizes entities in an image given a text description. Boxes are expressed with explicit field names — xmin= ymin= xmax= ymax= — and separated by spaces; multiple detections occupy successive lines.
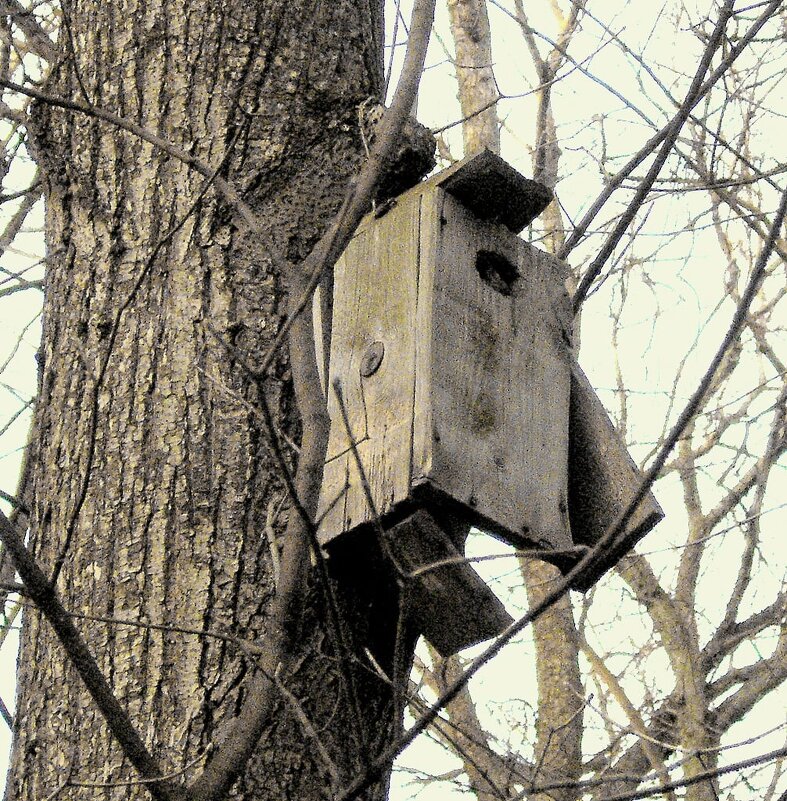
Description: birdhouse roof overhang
xmin=427 ymin=149 xmax=553 ymax=233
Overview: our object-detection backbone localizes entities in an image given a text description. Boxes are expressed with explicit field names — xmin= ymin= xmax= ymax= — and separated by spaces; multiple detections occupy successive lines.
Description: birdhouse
xmin=315 ymin=151 xmax=662 ymax=656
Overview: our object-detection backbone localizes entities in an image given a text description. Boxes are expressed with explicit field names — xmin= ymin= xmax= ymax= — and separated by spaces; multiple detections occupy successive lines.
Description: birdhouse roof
xmin=423 ymin=149 xmax=553 ymax=233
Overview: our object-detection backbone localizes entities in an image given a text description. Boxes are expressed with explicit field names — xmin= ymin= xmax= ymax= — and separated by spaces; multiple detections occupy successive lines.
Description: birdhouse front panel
xmin=411 ymin=189 xmax=575 ymax=551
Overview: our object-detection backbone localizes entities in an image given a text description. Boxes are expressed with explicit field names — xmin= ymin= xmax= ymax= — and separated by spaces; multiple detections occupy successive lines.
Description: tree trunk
xmin=446 ymin=0 xmax=499 ymax=155
xmin=5 ymin=3 xmax=412 ymax=800
xmin=521 ymin=560 xmax=583 ymax=801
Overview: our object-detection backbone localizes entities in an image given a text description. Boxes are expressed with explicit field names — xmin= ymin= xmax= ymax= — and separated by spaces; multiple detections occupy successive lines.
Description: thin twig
xmin=408 ymin=546 xmax=589 ymax=578
xmin=0 ymin=488 xmax=28 ymax=514
xmin=510 ymin=741 xmax=787 ymax=800
xmin=0 ymin=690 xmax=12 ymax=728
xmin=272 ymin=675 xmax=343 ymax=786
xmin=201 ymin=329 xmax=367 ymax=754
xmin=557 ymin=0 xmax=783 ymax=265
xmin=0 ymin=278 xmax=43 ymax=297
xmin=9 ymin=596 xmax=264 ymax=654
xmin=600 ymin=744 xmax=787 ymax=801
xmin=69 ymin=750 xmax=210 ymax=789
xmin=572 ymin=0 xmax=736 ymax=311
xmin=0 ymin=0 xmax=57 ymax=61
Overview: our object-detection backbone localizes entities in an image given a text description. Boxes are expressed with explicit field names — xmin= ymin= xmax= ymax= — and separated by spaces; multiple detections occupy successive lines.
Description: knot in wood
xmin=360 ymin=341 xmax=385 ymax=377
xmin=358 ymin=100 xmax=436 ymax=202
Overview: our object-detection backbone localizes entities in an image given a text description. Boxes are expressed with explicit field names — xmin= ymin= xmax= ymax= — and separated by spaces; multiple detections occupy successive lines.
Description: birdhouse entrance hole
xmin=475 ymin=249 xmax=518 ymax=296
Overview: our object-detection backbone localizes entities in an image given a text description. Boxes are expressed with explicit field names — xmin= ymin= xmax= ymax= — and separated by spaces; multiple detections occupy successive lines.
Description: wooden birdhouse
xmin=315 ymin=150 xmax=662 ymax=656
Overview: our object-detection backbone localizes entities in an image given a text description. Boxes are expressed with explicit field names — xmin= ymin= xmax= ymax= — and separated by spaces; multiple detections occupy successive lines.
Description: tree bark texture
xmin=5 ymin=2 xmax=411 ymax=800
xmin=521 ymin=560 xmax=583 ymax=801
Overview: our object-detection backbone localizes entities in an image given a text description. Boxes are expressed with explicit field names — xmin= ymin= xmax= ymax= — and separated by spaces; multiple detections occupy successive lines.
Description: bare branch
xmin=0 ymin=0 xmax=56 ymax=62
xmin=557 ymin=0 xmax=783 ymax=266
xmin=571 ymin=0 xmax=736 ymax=311
xmin=600 ymin=745 xmax=787 ymax=801
xmin=0 ymin=78 xmax=270 ymax=247
xmin=580 ymin=633 xmax=677 ymax=801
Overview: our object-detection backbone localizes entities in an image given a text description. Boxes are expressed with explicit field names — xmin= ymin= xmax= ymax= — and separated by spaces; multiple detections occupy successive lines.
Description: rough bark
xmin=5 ymin=2 xmax=414 ymax=800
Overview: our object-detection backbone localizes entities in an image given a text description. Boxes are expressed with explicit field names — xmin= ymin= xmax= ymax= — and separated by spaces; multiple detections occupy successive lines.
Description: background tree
xmin=1 ymin=2 xmax=786 ymax=801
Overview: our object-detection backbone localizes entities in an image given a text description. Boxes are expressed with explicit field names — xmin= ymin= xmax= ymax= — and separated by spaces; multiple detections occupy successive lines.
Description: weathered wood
xmin=384 ymin=509 xmax=514 ymax=656
xmin=413 ymin=190 xmax=574 ymax=551
xmin=318 ymin=196 xmax=421 ymax=535
xmin=566 ymin=361 xmax=665 ymax=591
xmin=318 ymin=158 xmax=574 ymax=554
xmin=316 ymin=151 xmax=663 ymax=653
xmin=436 ymin=149 xmax=553 ymax=233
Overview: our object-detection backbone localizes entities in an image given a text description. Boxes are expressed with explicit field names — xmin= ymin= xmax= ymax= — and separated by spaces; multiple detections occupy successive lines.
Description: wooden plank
xmin=436 ymin=149 xmax=553 ymax=233
xmin=384 ymin=509 xmax=513 ymax=656
xmin=411 ymin=188 xmax=439 ymax=485
xmin=317 ymin=195 xmax=421 ymax=543
xmin=567 ymin=361 xmax=664 ymax=591
xmin=414 ymin=190 xmax=574 ymax=551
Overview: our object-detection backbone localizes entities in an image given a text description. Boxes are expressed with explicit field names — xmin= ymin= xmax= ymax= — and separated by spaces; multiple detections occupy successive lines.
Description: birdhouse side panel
xmin=413 ymin=190 xmax=574 ymax=550
xmin=567 ymin=361 xmax=664 ymax=591
xmin=317 ymin=197 xmax=422 ymax=543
